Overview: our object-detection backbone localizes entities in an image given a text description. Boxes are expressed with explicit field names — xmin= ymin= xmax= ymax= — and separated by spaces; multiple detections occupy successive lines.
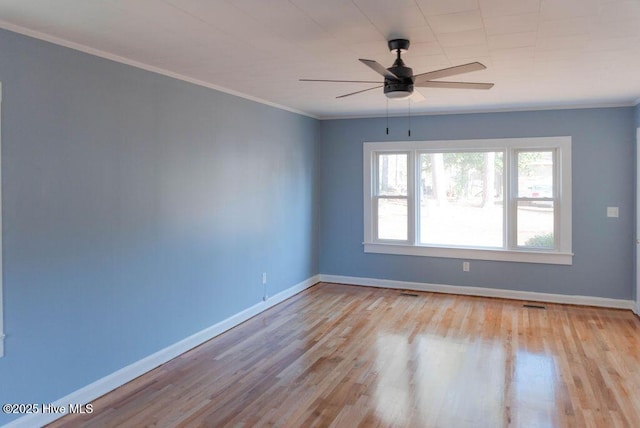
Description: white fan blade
xmin=416 ymin=81 xmax=494 ymax=90
xmin=359 ymin=59 xmax=399 ymax=80
xmin=414 ymin=62 xmax=487 ymax=84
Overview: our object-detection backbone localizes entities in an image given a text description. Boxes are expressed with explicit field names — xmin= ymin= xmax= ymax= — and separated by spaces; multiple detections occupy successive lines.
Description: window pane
xmin=517 ymin=201 xmax=554 ymax=248
xmin=419 ymin=152 xmax=503 ymax=247
xmin=377 ymin=153 xmax=407 ymax=196
xmin=378 ymin=198 xmax=408 ymax=240
xmin=517 ymin=151 xmax=553 ymax=198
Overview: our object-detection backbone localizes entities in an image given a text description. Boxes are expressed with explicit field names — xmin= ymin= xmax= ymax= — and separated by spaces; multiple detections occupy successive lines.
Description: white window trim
xmin=0 ymin=82 xmax=4 ymax=356
xmin=363 ymin=137 xmax=573 ymax=265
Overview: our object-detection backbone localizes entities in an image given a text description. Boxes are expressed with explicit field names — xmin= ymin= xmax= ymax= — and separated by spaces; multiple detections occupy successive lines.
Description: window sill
xmin=363 ymin=242 xmax=573 ymax=265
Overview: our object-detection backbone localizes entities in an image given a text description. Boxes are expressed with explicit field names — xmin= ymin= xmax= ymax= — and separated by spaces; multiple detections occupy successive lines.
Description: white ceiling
xmin=1 ymin=0 xmax=639 ymax=118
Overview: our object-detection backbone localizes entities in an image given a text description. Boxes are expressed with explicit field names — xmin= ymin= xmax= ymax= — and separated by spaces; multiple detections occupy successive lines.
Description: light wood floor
xmin=49 ymin=282 xmax=640 ymax=428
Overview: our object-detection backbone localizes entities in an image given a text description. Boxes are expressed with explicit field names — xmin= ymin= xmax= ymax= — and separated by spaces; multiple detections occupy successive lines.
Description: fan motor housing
xmin=384 ymin=79 xmax=414 ymax=97
xmin=384 ymin=64 xmax=414 ymax=97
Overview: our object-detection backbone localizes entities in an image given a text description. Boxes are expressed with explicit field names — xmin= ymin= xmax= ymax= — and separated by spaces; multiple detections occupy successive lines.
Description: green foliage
xmin=517 ymin=151 xmax=546 ymax=177
xmin=421 ymin=152 xmax=503 ymax=199
xmin=524 ymin=232 xmax=554 ymax=248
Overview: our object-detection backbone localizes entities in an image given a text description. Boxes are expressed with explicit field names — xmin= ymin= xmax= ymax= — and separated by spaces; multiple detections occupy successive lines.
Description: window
xmin=363 ymin=137 xmax=572 ymax=265
xmin=374 ymin=153 xmax=410 ymax=241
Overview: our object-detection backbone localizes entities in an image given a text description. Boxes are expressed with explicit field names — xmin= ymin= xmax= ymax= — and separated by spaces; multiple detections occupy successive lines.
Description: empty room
xmin=1 ymin=1 xmax=639 ymax=427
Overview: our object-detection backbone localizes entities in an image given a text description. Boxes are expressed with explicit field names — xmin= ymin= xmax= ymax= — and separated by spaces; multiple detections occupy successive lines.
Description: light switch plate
xmin=606 ymin=207 xmax=619 ymax=218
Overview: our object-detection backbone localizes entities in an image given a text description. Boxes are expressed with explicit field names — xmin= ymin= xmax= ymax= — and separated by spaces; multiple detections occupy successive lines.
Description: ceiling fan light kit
xmin=300 ymin=38 xmax=494 ymax=100
xmin=385 ymin=90 xmax=412 ymax=100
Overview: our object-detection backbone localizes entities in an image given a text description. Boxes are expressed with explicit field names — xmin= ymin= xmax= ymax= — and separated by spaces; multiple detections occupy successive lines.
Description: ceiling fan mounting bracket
xmin=388 ymin=39 xmax=410 ymax=53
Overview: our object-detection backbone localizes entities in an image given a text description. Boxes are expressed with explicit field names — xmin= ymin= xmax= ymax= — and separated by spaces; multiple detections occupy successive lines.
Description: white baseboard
xmin=4 ymin=275 xmax=320 ymax=428
xmin=319 ymin=274 xmax=636 ymax=311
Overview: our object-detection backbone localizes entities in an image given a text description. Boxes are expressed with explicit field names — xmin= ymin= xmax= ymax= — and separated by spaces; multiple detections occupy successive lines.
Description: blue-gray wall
xmin=0 ymin=29 xmax=319 ymax=424
xmin=635 ymin=103 xmax=640 ymax=128
xmin=319 ymin=108 xmax=635 ymax=300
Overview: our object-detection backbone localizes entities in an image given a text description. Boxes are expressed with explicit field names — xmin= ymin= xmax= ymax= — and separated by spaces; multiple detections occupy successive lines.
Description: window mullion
xmin=553 ymin=148 xmax=560 ymax=250
xmin=415 ymin=151 xmax=424 ymax=246
xmin=407 ymin=150 xmax=416 ymax=245
xmin=507 ymin=148 xmax=516 ymax=250
xmin=371 ymin=154 xmax=378 ymax=242
xmin=372 ymin=195 xmax=379 ymax=241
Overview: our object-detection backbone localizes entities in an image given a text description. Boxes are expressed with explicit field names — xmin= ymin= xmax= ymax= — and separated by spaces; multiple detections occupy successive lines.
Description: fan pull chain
xmin=408 ymin=98 xmax=411 ymax=137
xmin=386 ymin=98 xmax=389 ymax=135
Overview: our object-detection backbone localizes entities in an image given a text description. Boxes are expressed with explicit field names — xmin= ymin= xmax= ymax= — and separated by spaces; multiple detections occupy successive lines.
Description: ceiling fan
xmin=300 ymin=39 xmax=494 ymax=100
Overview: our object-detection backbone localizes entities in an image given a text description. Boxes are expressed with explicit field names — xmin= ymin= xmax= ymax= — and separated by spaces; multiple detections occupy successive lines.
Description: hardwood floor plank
xmin=48 ymin=283 xmax=640 ymax=428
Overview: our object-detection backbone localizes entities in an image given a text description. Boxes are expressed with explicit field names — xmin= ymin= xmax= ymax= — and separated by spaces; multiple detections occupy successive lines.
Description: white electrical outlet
xmin=463 ymin=262 xmax=470 ymax=272
xmin=606 ymin=207 xmax=619 ymax=218
xmin=262 ymin=272 xmax=267 ymax=285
